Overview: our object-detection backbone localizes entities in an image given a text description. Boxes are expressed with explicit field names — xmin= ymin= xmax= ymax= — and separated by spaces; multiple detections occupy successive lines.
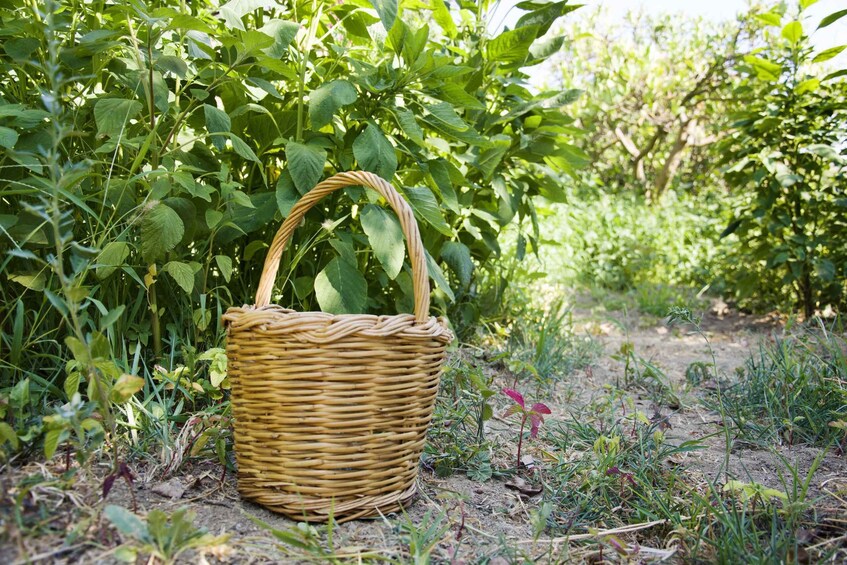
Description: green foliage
xmin=0 ymin=0 xmax=584 ymax=441
xmin=719 ymin=4 xmax=847 ymax=316
xmin=105 ymin=505 xmax=229 ymax=564
xmin=710 ymin=323 xmax=847 ymax=446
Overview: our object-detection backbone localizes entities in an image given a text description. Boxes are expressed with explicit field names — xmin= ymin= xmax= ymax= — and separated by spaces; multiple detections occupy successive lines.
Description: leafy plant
xmin=104 ymin=504 xmax=229 ymax=564
xmin=719 ymin=2 xmax=847 ymax=316
xmin=502 ymin=388 xmax=551 ymax=468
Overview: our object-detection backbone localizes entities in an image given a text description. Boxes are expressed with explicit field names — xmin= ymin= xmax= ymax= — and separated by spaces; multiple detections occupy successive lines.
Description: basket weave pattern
xmin=223 ymin=171 xmax=452 ymax=522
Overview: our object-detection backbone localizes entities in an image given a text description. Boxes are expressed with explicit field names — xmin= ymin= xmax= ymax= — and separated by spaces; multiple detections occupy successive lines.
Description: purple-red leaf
xmin=529 ymin=413 xmax=543 ymax=437
xmin=530 ymin=403 xmax=551 ymax=415
xmin=503 ymin=388 xmax=525 ymax=408
xmin=103 ymin=474 xmax=117 ymax=499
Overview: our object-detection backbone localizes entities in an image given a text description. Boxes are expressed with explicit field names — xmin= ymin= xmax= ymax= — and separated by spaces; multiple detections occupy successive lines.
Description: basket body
xmin=224 ymin=306 xmax=451 ymax=522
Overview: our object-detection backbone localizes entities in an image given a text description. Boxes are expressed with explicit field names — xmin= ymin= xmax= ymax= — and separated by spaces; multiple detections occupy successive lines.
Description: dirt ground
xmin=2 ymin=297 xmax=846 ymax=563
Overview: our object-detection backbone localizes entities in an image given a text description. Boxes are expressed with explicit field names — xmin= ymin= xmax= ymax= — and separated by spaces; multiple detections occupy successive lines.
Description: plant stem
xmin=517 ymin=415 xmax=526 ymax=468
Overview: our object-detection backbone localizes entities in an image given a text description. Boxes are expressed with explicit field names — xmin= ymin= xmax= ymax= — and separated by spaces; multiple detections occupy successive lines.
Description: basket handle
xmin=254 ymin=171 xmax=431 ymax=322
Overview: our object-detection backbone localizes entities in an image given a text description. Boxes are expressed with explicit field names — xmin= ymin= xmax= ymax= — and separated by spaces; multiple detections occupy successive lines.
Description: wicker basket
xmin=223 ymin=171 xmax=453 ymax=522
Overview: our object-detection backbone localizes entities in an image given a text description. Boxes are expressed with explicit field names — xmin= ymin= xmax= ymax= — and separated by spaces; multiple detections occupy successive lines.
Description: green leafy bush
xmin=0 ymin=0 xmax=584 ymax=438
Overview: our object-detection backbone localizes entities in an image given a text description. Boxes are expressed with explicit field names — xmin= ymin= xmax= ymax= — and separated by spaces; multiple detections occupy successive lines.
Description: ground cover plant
xmin=1 ymin=0 xmax=847 ymax=563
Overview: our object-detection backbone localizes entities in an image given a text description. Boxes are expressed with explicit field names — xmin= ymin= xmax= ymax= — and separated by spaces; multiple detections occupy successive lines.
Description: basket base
xmin=239 ymin=481 xmax=419 ymax=523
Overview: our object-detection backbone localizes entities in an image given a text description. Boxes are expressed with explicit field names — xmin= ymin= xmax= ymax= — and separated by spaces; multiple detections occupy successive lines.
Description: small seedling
xmin=503 ymin=389 xmax=551 ymax=468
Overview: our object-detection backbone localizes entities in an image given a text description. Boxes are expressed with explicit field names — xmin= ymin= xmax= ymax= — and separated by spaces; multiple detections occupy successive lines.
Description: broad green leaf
xmin=3 ymin=38 xmax=39 ymax=61
xmin=94 ymin=98 xmax=143 ymax=137
xmin=275 ymin=170 xmax=299 ymax=215
xmin=367 ymin=0 xmax=398 ymax=30
xmin=309 ymin=80 xmax=358 ymax=129
xmin=486 ymin=25 xmax=540 ymax=64
xmin=818 ymin=9 xmax=847 ymax=29
xmin=141 ymin=203 xmax=184 ymax=263
xmin=100 ymin=305 xmax=126 ymax=330
xmin=436 ymin=84 xmax=485 ymax=110
xmin=110 ymin=374 xmax=145 ymax=404
xmin=427 ymin=159 xmax=459 ymax=213
xmin=744 ymin=56 xmax=782 ymax=81
xmin=394 ymin=108 xmax=424 ymax=146
xmin=205 ymin=209 xmax=223 ymax=229
xmin=8 ymin=273 xmax=45 ymax=291
xmin=812 ymin=45 xmax=846 ymax=63
xmin=425 ymin=250 xmax=454 ymax=301
xmin=430 ymin=0 xmax=457 ymax=37
xmin=781 ymin=21 xmax=803 ymax=45
xmin=353 ymin=124 xmax=397 ymax=180
xmin=0 ymin=422 xmax=18 ymax=450
xmin=516 ymin=1 xmax=577 ymax=36
xmin=215 ymin=255 xmax=233 ymax=282
xmin=96 ymin=242 xmax=130 ymax=280
xmin=204 ymin=104 xmax=231 ymax=150
xmin=361 ymin=204 xmax=405 ymax=279
xmin=43 ymin=428 xmax=62 ymax=459
xmin=64 ymin=371 xmax=81 ymax=398
xmin=441 ymin=241 xmax=473 ymax=288
xmin=218 ymin=0 xmax=276 ymax=30
xmin=423 ymin=102 xmax=468 ymax=131
xmin=754 ymin=12 xmax=782 ymax=27
xmin=230 ymin=135 xmax=261 ymax=163
xmin=315 ymin=257 xmax=367 ymax=314
xmin=286 ymin=141 xmax=326 ymax=193
xmin=403 ymin=186 xmax=452 ymax=236
xmin=795 ymin=78 xmax=819 ymax=95
xmin=0 ymin=126 xmax=18 ymax=149
xmin=800 ymin=0 xmax=819 ymax=9
xmin=105 ymin=505 xmax=149 ymax=539
xmin=475 ymin=135 xmax=511 ymax=180
xmin=155 ymin=55 xmax=188 ymax=78
xmin=260 ymin=20 xmax=300 ymax=58
xmin=163 ymin=261 xmax=195 ymax=294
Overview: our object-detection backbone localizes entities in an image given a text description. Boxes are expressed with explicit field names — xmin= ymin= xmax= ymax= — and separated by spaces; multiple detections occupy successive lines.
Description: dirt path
xmin=4 ymin=299 xmax=846 ymax=563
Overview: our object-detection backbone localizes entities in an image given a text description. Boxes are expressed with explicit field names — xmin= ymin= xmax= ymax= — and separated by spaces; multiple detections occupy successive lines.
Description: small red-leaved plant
xmin=503 ymin=388 xmax=552 ymax=468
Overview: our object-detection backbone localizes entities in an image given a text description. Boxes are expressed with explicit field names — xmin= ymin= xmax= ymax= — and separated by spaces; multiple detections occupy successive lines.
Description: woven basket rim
xmin=223 ymin=304 xmax=453 ymax=343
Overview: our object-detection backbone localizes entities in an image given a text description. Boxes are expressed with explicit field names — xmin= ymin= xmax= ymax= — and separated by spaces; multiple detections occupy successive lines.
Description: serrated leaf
xmin=309 ymin=80 xmax=358 ymax=129
xmin=403 ymin=186 xmax=452 ymax=236
xmin=286 ymin=141 xmax=326 ymax=193
xmin=215 ymin=255 xmax=233 ymax=282
xmin=94 ymin=98 xmax=143 ymax=136
xmin=141 ymin=203 xmax=184 ymax=263
xmin=315 ymin=257 xmax=367 ymax=314
xmin=96 ymin=241 xmax=130 ymax=279
xmin=353 ymin=124 xmax=397 ymax=180
xmin=367 ymin=0 xmax=398 ymax=30
xmin=163 ymin=261 xmax=195 ymax=294
xmin=204 ymin=104 xmax=231 ymax=151
xmin=475 ymin=135 xmax=511 ymax=180
xmin=361 ymin=205 xmax=405 ymax=279
xmin=441 ymin=241 xmax=473 ymax=288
